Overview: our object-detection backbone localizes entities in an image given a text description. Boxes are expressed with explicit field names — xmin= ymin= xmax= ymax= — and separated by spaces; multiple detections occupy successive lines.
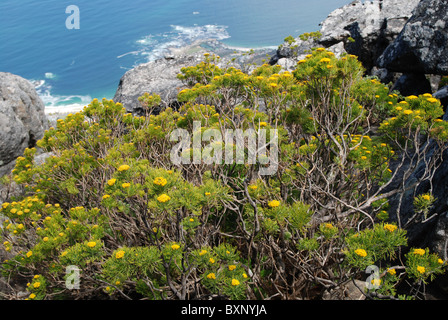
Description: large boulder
xmin=0 ymin=72 xmax=48 ymax=177
xmin=378 ymin=0 xmax=448 ymax=75
xmin=113 ymin=55 xmax=199 ymax=115
xmin=113 ymin=41 xmax=275 ymax=115
xmin=270 ymin=0 xmax=420 ymax=73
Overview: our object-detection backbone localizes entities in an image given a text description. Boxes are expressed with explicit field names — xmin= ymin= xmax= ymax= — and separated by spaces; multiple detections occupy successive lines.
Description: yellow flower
xmin=438 ymin=259 xmax=444 ymax=265
xmin=403 ymin=110 xmax=413 ymax=115
xmin=422 ymin=194 xmax=431 ymax=201
xmin=43 ymin=237 xmax=49 ymax=242
xmin=157 ymin=194 xmax=171 ymax=203
xmin=231 ymin=279 xmax=240 ymax=286
xmin=206 ymin=273 xmax=216 ymax=280
xmin=325 ymin=223 xmax=334 ymax=229
xmin=61 ymin=251 xmax=68 ymax=257
xmin=199 ymin=249 xmax=207 ymax=256
xmin=29 ymin=293 xmax=36 ymax=299
xmin=117 ymin=165 xmax=130 ymax=172
xmin=10 ymin=208 xmax=17 ymax=214
xmin=268 ymin=200 xmax=280 ymax=208
xmin=371 ymin=278 xmax=381 ymax=286
xmin=87 ymin=241 xmax=97 ymax=248
xmin=102 ymin=194 xmax=110 ymax=200
xmin=121 ymin=183 xmax=131 ymax=188
xmin=204 ymin=192 xmax=211 ymax=196
xmin=26 ymin=251 xmax=33 ymax=258
xmin=107 ymin=179 xmax=116 ymax=186
xmin=243 ymin=273 xmax=248 ymax=278
xmin=153 ymin=177 xmax=167 ymax=186
xmin=209 ymin=258 xmax=215 ymax=264
xmin=228 ymin=265 xmax=237 ymax=271
xmin=259 ymin=121 xmax=268 ymax=127
xmin=383 ymin=224 xmax=397 ymax=232
xmin=33 ymin=282 xmax=41 ymax=289
xmin=319 ymin=58 xmax=331 ymax=63
xmin=427 ymin=98 xmax=438 ymax=103
xmin=355 ymin=249 xmax=367 ymax=257
xmin=249 ymin=185 xmax=258 ymax=190
xmin=395 ymin=106 xmax=402 ymax=111
xmin=388 ymin=268 xmax=396 ymax=275
xmin=171 ymin=244 xmax=180 ymax=250
xmin=417 ymin=266 xmax=426 ymax=274
xmin=361 ymin=156 xmax=367 ymax=160
xmin=115 ymin=250 xmax=125 ymax=259
xmin=413 ymin=248 xmax=425 ymax=256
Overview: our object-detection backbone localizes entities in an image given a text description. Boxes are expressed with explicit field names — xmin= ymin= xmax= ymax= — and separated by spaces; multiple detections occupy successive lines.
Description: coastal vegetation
xmin=1 ymin=49 xmax=446 ymax=300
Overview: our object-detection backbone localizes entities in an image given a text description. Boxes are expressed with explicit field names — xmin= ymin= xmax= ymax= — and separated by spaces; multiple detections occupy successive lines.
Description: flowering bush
xmin=1 ymin=50 xmax=447 ymax=300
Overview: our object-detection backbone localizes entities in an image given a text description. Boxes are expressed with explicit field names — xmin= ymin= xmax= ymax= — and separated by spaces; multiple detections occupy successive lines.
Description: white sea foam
xmin=45 ymin=72 xmax=56 ymax=79
xmin=32 ymin=79 xmax=92 ymax=114
xmin=125 ymin=24 xmax=231 ymax=64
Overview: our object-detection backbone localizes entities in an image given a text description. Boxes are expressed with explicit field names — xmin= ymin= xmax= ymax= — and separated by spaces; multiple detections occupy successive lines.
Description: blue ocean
xmin=0 ymin=0 xmax=349 ymax=110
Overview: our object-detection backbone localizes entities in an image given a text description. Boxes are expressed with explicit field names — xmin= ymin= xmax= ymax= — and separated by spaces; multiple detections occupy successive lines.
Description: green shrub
xmin=1 ymin=49 xmax=447 ymax=300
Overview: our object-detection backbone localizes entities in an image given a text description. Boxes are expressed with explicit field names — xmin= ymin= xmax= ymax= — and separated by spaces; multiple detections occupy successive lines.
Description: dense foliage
xmin=1 ymin=48 xmax=447 ymax=300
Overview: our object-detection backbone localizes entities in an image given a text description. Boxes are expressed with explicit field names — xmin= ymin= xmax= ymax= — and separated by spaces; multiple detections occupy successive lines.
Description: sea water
xmin=0 ymin=0 xmax=349 ymax=110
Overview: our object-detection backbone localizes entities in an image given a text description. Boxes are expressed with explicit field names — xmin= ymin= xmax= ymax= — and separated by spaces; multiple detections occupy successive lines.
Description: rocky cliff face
xmin=378 ymin=0 xmax=448 ymax=75
xmin=270 ymin=0 xmax=420 ymax=74
xmin=0 ymin=72 xmax=48 ymax=177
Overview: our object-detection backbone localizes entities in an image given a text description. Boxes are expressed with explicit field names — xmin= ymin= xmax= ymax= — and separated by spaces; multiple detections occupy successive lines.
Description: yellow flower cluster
xmin=153 ymin=177 xmax=167 ymax=186
xmin=355 ymin=249 xmax=367 ymax=257
xmin=413 ymin=248 xmax=425 ymax=256
xmin=207 ymin=273 xmax=216 ymax=280
xmin=115 ymin=250 xmax=125 ymax=259
xmin=87 ymin=241 xmax=97 ymax=248
xmin=383 ymin=224 xmax=397 ymax=232
xmin=157 ymin=194 xmax=171 ymax=203
xmin=118 ymin=164 xmax=130 ymax=172
xmin=268 ymin=200 xmax=280 ymax=208
xmin=417 ymin=266 xmax=426 ymax=274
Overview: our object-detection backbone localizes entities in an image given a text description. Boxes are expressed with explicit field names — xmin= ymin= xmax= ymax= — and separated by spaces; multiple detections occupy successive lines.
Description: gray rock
xmin=390 ymin=73 xmax=433 ymax=96
xmin=319 ymin=0 xmax=419 ymax=71
xmin=269 ymin=0 xmax=419 ymax=73
xmin=434 ymin=85 xmax=448 ymax=110
xmin=323 ymin=279 xmax=366 ymax=300
xmin=378 ymin=0 xmax=448 ymax=75
xmin=0 ymin=72 xmax=48 ymax=177
xmin=113 ymin=41 xmax=275 ymax=115
xmin=113 ymin=55 xmax=200 ymax=115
